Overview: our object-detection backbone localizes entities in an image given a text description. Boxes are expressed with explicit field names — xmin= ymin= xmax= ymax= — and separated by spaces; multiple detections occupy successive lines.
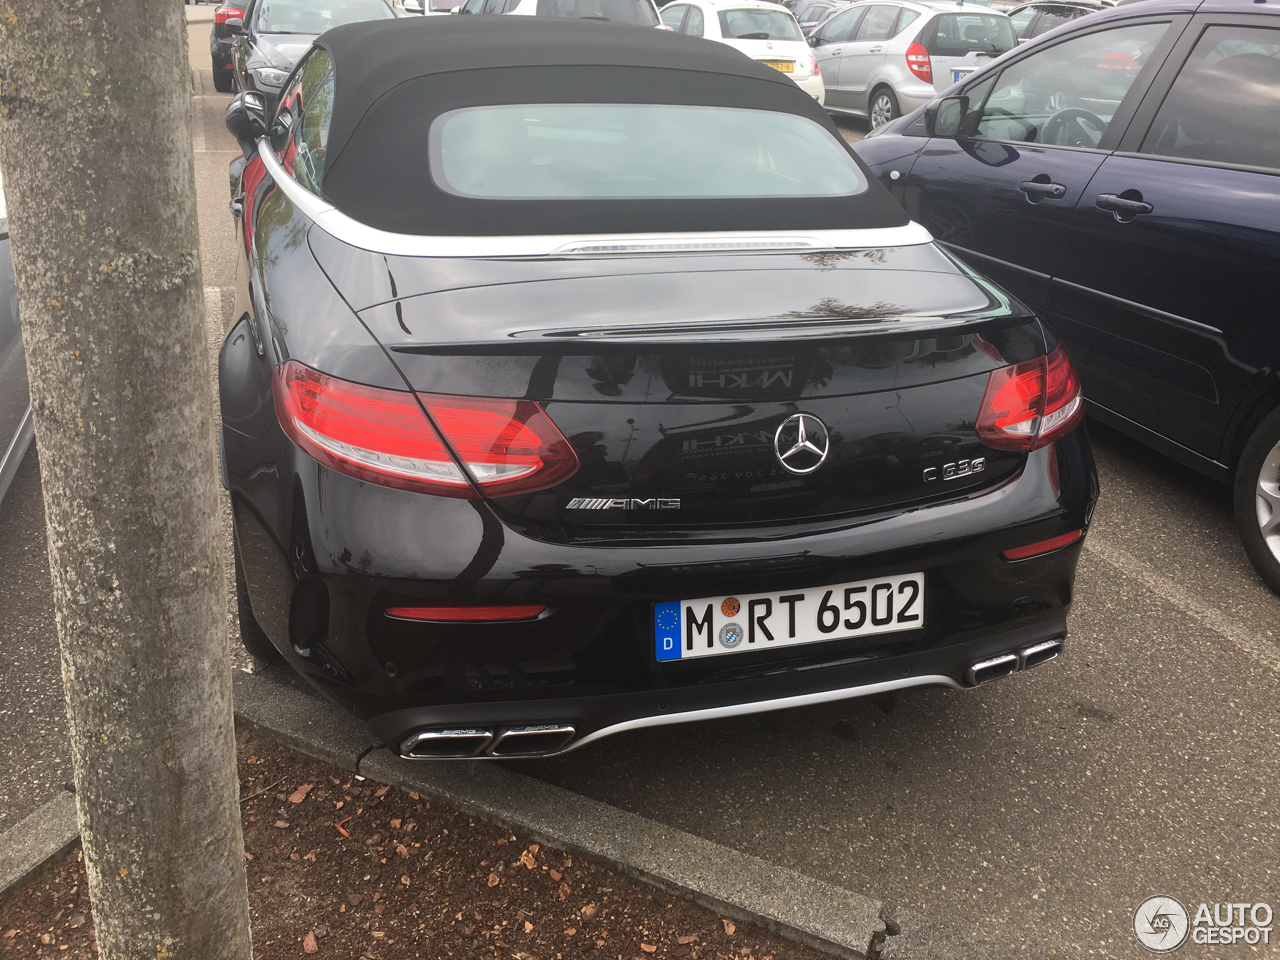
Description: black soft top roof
xmin=315 ymin=17 xmax=909 ymax=236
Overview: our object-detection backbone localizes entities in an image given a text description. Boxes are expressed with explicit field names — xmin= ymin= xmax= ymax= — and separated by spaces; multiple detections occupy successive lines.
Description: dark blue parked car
xmin=853 ymin=0 xmax=1280 ymax=593
xmin=0 ymin=170 xmax=33 ymax=508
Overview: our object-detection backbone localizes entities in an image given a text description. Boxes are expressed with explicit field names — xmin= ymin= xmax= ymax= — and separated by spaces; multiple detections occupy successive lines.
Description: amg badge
xmin=566 ymin=498 xmax=681 ymax=510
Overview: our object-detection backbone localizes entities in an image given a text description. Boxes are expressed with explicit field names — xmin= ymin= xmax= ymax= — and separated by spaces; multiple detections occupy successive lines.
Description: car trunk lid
xmin=336 ymin=245 xmax=1044 ymax=535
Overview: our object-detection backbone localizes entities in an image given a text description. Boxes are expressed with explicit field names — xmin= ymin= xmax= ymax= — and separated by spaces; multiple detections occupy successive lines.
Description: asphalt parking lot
xmin=0 ymin=12 xmax=1276 ymax=958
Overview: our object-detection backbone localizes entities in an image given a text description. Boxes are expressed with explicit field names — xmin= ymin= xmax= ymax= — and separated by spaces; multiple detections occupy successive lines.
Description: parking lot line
xmin=1083 ymin=537 xmax=1280 ymax=674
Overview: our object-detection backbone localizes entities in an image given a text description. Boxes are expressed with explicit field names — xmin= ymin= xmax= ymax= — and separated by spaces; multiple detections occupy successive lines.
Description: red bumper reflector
xmin=385 ymin=605 xmax=546 ymax=622
xmin=1001 ymin=530 xmax=1083 ymax=561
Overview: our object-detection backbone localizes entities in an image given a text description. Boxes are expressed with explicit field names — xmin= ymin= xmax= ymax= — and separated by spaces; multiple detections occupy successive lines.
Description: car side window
xmin=961 ymin=71 xmax=997 ymax=122
xmin=1030 ymin=5 xmax=1088 ymax=39
xmin=973 ymin=22 xmax=1169 ymax=147
xmin=683 ymin=4 xmax=704 ymax=35
xmin=1140 ymin=24 xmax=1280 ymax=170
xmin=853 ymin=4 xmax=897 ymax=42
xmin=893 ymin=7 xmax=919 ymax=36
xmin=1009 ymin=5 xmax=1037 ymax=38
xmin=292 ymin=54 xmax=334 ymax=194
xmin=268 ymin=51 xmax=333 ymax=195
xmin=816 ymin=6 xmax=860 ymax=43
xmin=269 ymin=70 xmax=305 ymax=162
xmin=660 ymin=3 xmax=687 ymax=28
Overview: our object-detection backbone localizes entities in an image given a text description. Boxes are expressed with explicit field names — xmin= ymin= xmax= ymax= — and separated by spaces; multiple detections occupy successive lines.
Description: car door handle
xmin=869 ymin=45 xmax=883 ymax=52
xmin=1096 ymin=193 xmax=1153 ymax=218
xmin=1018 ymin=180 xmax=1066 ymax=200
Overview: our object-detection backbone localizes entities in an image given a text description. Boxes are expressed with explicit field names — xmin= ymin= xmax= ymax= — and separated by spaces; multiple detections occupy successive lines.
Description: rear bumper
xmin=794 ymin=73 xmax=825 ymax=105
xmin=210 ymin=34 xmax=233 ymax=60
xmin=373 ymin=616 xmax=1068 ymax=757
xmin=228 ymin=409 xmax=1096 ymax=754
xmin=896 ymin=86 xmax=936 ymax=116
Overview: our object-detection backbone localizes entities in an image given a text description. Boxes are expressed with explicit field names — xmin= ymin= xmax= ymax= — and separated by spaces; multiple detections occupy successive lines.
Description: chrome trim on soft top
xmin=256 ymin=139 xmax=934 ymax=258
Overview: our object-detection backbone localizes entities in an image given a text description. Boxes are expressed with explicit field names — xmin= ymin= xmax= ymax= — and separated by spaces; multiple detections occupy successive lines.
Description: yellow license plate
xmin=762 ymin=60 xmax=794 ymax=73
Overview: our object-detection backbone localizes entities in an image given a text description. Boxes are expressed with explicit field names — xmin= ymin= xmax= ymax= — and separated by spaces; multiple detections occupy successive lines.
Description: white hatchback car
xmin=660 ymin=0 xmax=825 ymax=103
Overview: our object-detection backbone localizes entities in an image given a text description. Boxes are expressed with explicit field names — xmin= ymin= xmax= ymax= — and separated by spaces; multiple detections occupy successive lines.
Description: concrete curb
xmin=0 ymin=791 xmax=79 ymax=898
xmin=0 ymin=666 xmax=995 ymax=960
xmin=232 ymin=667 xmax=996 ymax=960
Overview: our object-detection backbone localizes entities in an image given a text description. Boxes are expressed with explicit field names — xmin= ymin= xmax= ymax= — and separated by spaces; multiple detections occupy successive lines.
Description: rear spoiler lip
xmin=386 ymin=308 xmax=1036 ymax=352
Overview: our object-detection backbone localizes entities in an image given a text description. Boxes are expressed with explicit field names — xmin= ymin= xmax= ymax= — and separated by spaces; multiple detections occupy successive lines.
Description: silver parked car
xmin=0 ymin=169 xmax=33 ymax=507
xmin=810 ymin=0 xmax=1015 ymax=128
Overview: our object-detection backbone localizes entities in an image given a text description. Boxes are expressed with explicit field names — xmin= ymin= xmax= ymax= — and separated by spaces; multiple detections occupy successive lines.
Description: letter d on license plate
xmin=654 ymin=573 xmax=924 ymax=662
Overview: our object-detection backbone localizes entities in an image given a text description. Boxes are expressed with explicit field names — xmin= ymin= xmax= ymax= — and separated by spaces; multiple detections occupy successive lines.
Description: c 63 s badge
xmin=566 ymin=498 xmax=680 ymax=510
xmin=923 ymin=458 xmax=985 ymax=482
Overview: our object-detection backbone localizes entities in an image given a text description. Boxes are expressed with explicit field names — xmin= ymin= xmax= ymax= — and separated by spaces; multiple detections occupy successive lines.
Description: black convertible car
xmin=221 ymin=17 xmax=1096 ymax=758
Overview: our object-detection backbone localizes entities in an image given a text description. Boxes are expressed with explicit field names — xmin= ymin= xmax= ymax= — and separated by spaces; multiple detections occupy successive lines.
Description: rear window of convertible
xmin=428 ymin=103 xmax=868 ymax=199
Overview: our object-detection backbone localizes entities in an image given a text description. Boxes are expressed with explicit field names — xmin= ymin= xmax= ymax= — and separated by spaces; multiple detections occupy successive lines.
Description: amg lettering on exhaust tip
xmin=566 ymin=498 xmax=681 ymax=510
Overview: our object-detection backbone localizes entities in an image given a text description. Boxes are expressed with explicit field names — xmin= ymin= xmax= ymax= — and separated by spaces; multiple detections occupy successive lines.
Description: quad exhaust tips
xmin=400 ymin=724 xmax=576 ymax=760
xmin=967 ymin=637 xmax=1063 ymax=686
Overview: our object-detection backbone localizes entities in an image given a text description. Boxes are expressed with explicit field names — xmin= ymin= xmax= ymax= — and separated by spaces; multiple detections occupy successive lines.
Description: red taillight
xmin=273 ymin=361 xmax=578 ymax=498
xmin=812 ymin=54 xmax=820 ymax=76
xmin=215 ymin=5 xmax=245 ymax=23
xmin=906 ymin=42 xmax=932 ymax=84
xmin=420 ymin=394 xmax=579 ymax=496
xmin=385 ymin=605 xmax=546 ymax=622
xmin=975 ymin=344 xmax=1082 ymax=451
xmin=1001 ymin=530 xmax=1083 ymax=561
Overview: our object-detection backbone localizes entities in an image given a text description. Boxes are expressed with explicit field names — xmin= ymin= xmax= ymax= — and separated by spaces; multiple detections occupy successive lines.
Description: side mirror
xmin=403 ymin=0 xmax=424 ymax=12
xmin=807 ymin=33 xmax=820 ymax=46
xmin=927 ymin=95 xmax=969 ymax=138
xmin=226 ymin=91 xmax=269 ymax=148
xmin=224 ymin=16 xmax=246 ymax=33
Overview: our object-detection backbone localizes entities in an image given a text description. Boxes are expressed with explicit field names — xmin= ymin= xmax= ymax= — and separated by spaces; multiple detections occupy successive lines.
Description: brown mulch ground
xmin=1 ymin=730 xmax=835 ymax=960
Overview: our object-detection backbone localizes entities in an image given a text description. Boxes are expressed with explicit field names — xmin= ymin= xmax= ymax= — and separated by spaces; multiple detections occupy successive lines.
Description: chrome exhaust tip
xmin=967 ymin=652 xmax=1019 ymax=686
xmin=490 ymin=724 xmax=576 ymax=757
xmin=400 ymin=727 xmax=493 ymax=759
xmin=1019 ymin=637 xmax=1063 ymax=670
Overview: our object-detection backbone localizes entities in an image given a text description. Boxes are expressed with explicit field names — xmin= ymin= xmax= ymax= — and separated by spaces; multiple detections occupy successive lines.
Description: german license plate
xmin=654 ymin=573 xmax=924 ymax=662
xmin=762 ymin=60 xmax=795 ymax=73
xmin=953 ymin=69 xmax=973 ymax=82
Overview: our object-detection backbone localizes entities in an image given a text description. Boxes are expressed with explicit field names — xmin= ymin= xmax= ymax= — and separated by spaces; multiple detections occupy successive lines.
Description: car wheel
xmin=234 ymin=538 xmax=284 ymax=663
xmin=213 ymin=62 xmax=234 ymax=93
xmin=1234 ymin=404 xmax=1280 ymax=595
xmin=869 ymin=87 xmax=899 ymax=130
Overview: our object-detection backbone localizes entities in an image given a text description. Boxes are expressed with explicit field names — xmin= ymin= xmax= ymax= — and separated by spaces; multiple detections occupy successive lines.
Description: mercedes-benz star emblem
xmin=773 ymin=414 xmax=830 ymax=475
